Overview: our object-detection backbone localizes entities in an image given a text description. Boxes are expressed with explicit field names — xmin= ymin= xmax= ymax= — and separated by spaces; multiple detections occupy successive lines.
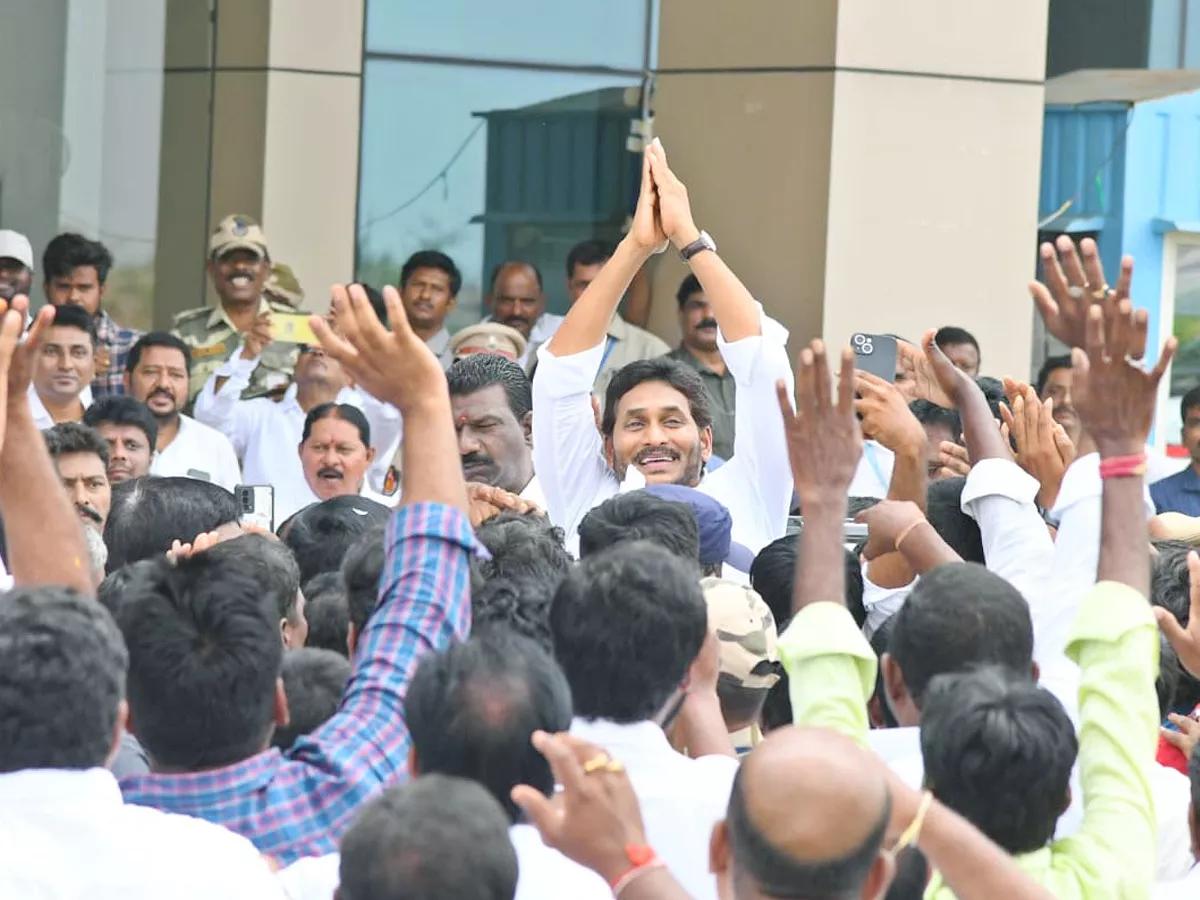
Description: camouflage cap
xmin=450 ymin=322 xmax=527 ymax=362
xmin=264 ymin=262 xmax=304 ymax=308
xmin=701 ymin=577 xmax=782 ymax=691
xmin=210 ymin=214 xmax=269 ymax=259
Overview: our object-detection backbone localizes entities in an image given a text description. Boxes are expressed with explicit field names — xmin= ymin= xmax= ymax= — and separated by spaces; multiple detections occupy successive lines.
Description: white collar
xmin=570 ymin=718 xmax=674 ymax=756
xmin=0 ymin=767 xmax=122 ymax=808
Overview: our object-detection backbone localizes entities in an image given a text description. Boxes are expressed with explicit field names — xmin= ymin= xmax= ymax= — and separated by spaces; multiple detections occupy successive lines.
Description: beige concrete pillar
xmin=649 ymin=0 xmax=1048 ymax=380
xmin=154 ymin=0 xmax=363 ymax=327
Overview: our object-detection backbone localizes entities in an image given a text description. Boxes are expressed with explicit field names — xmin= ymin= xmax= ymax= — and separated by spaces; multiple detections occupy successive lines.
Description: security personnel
xmin=172 ymin=214 xmax=298 ymax=400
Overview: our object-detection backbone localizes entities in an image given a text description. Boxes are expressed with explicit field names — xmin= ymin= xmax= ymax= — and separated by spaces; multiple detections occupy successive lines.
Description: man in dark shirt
xmin=1152 ymin=386 xmax=1200 ymax=515
xmin=665 ymin=274 xmax=735 ymax=460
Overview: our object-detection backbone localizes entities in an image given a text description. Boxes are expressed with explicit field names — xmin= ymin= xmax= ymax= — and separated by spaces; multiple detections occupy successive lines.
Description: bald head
xmin=720 ymin=727 xmax=893 ymax=900
xmin=490 ymin=261 xmax=544 ymax=339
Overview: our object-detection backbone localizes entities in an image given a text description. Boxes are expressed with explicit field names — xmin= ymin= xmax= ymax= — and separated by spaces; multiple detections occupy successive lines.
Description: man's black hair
xmin=407 ymin=630 xmax=572 ymax=821
xmin=924 ymin=477 xmax=985 ymax=564
xmin=473 ymin=511 xmax=572 ymax=588
xmin=301 ymin=402 xmax=371 ymax=447
xmin=43 ymin=422 xmax=109 ymax=467
xmin=888 ymin=563 xmax=1034 ymax=707
xmin=43 ymin=232 xmax=114 ymax=284
xmin=116 ymin=542 xmax=284 ymax=769
xmin=447 ymin=353 xmax=532 ymax=421
xmin=103 ymin=476 xmax=239 ymax=573
xmin=338 ymin=775 xmax=517 ymax=900
xmin=272 ymin=648 xmax=351 ymax=751
xmin=726 ymin=765 xmax=890 ymax=900
xmin=551 ymin=541 xmax=706 ymax=723
xmin=341 ymin=524 xmax=387 ymax=635
xmin=933 ymin=326 xmax=979 ymax=352
xmin=0 ymin=587 xmax=127 ymax=772
xmin=97 ymin=558 xmax=158 ymax=621
xmin=48 ymin=302 xmax=98 ymax=345
xmin=83 ymin=396 xmax=159 ymax=450
xmin=565 ymin=238 xmax=615 ymax=276
xmin=472 ymin=576 xmax=558 ymax=655
xmin=870 ymin=617 xmax=900 ymax=729
xmin=886 ymin=849 xmax=930 ymax=900
xmin=1035 ymin=354 xmax=1072 ymax=397
xmin=921 ymin=665 xmax=1076 ymax=855
xmin=601 ymin=357 xmax=713 ymax=437
xmin=1181 ymin=386 xmax=1200 ymax=424
xmin=1152 ymin=540 xmax=1200 ymax=710
xmin=206 ymin=533 xmax=302 ymax=625
xmin=975 ymin=376 xmax=1006 ymax=422
xmin=303 ymin=571 xmax=350 ymax=657
xmin=676 ymin=273 xmax=703 ymax=308
xmin=909 ymin=399 xmax=961 ymax=437
xmin=399 ymin=250 xmax=463 ymax=297
xmin=281 ymin=495 xmax=390 ymax=588
xmin=126 ymin=331 xmax=192 ymax=375
xmin=578 ymin=491 xmax=700 ymax=564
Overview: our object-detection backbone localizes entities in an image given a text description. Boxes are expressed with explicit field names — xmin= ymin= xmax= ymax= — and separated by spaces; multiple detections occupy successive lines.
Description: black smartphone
xmin=851 ymin=333 xmax=898 ymax=383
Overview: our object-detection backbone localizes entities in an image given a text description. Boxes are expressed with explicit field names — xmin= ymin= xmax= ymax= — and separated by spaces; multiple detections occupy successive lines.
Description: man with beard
xmin=398 ymin=250 xmax=460 ymax=370
xmin=28 ymin=304 xmax=95 ymax=429
xmin=42 ymin=422 xmax=112 ymax=531
xmin=83 ymin=396 xmax=158 ymax=483
xmin=667 ymin=274 xmax=735 ymax=461
xmin=194 ymin=296 xmax=401 ymax=522
xmin=0 ymin=230 xmax=34 ymax=302
xmin=172 ymin=214 xmax=298 ymax=401
xmin=446 ymin=353 xmax=544 ymax=507
xmin=532 ymin=140 xmax=792 ymax=556
xmin=124 ymin=333 xmax=241 ymax=491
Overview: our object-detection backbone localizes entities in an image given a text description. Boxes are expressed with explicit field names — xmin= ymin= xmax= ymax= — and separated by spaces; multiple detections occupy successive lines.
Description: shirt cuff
xmin=960 ymin=458 xmax=1040 ymax=509
xmin=716 ymin=305 xmax=789 ymax=371
xmin=1064 ymin=581 xmax=1156 ymax=657
xmin=386 ymin=503 xmax=479 ymax=554
xmin=1050 ymin=452 xmax=1155 ymax=525
xmin=778 ymin=602 xmax=877 ymax=699
xmin=534 ymin=339 xmax=606 ymax=399
xmin=214 ymin=352 xmax=260 ymax=379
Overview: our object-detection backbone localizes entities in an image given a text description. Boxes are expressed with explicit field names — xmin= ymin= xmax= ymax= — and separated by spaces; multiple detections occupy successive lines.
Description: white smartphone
xmin=236 ymin=484 xmax=275 ymax=533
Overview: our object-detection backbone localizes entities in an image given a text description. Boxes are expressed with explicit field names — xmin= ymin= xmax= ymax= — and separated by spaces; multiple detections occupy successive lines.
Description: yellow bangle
xmin=895 ymin=790 xmax=934 ymax=850
xmin=894 ymin=519 xmax=926 ymax=554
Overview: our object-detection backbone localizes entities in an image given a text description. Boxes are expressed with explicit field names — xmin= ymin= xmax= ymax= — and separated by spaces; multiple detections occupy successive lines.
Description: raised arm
xmin=1059 ymin=302 xmax=1171 ymax=890
xmin=0 ymin=299 xmax=93 ymax=592
xmin=191 ymin=355 xmax=269 ymax=459
xmin=773 ymin=342 xmax=876 ymax=742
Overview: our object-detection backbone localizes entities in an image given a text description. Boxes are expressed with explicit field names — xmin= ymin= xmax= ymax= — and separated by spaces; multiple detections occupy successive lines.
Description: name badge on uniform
xmin=190 ymin=342 xmax=228 ymax=360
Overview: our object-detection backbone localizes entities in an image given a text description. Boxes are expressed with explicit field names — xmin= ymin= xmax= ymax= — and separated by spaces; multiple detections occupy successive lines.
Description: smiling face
xmin=33 ymin=325 xmax=95 ymax=405
xmin=95 ymin=422 xmax=154 ymax=483
xmin=126 ymin=345 xmax=190 ymax=427
xmin=208 ymin=248 xmax=268 ymax=306
xmin=452 ymin=384 xmax=533 ymax=495
xmin=607 ymin=379 xmax=711 ymax=485
xmin=299 ymin=415 xmax=376 ymax=501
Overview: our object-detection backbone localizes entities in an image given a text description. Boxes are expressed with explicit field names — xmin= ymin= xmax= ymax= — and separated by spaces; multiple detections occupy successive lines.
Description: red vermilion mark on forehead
xmin=456 ymin=414 xmax=470 ymax=426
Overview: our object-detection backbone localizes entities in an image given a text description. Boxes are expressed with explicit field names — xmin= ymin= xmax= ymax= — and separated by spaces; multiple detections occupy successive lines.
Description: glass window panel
xmin=356 ymin=60 xmax=644 ymax=330
xmin=1169 ymin=242 xmax=1200 ymax=400
xmin=365 ymin=0 xmax=651 ymax=71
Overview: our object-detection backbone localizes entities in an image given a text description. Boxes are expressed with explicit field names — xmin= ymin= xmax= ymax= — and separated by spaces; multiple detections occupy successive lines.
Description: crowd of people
xmin=0 ymin=136 xmax=1198 ymax=900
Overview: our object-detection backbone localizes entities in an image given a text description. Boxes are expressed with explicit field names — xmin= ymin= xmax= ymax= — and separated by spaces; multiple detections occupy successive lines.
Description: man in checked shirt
xmin=116 ymin=283 xmax=475 ymax=864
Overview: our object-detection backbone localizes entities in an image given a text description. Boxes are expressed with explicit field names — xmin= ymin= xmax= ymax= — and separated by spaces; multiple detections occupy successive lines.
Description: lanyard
xmin=599 ymin=335 xmax=618 ymax=370
xmin=864 ymin=441 xmax=887 ymax=491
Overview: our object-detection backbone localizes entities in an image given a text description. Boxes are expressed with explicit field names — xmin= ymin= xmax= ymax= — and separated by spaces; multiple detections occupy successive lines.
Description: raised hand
xmin=855 ymin=500 xmax=927 ymax=561
xmin=465 ymin=481 xmax=540 ymax=528
xmin=167 ymin=530 xmax=223 ymax=564
xmin=309 ymin=284 xmax=446 ymax=412
xmin=937 ymin=440 xmax=971 ymax=478
xmin=1161 ymin=713 xmax=1200 ymax=762
xmin=895 ymin=339 xmax=953 ymax=409
xmin=0 ymin=297 xmax=26 ymax=451
xmin=511 ymin=731 xmax=648 ymax=884
xmin=1155 ymin=551 xmax=1200 ymax=678
xmin=645 ymin=139 xmax=701 ymax=251
xmin=854 ymin=371 xmax=925 ymax=456
xmin=6 ymin=296 xmax=53 ymax=400
xmin=999 ymin=381 xmax=1075 ymax=508
xmin=775 ymin=340 xmax=863 ymax=508
xmin=241 ymin=311 xmax=273 ymax=360
xmin=1071 ymin=301 xmax=1174 ymax=456
xmin=1030 ymin=237 xmax=1137 ymax=352
xmin=627 ymin=144 xmax=668 ymax=255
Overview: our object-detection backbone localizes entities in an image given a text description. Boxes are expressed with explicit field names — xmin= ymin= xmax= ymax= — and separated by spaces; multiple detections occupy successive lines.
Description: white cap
xmin=0 ymin=231 xmax=33 ymax=271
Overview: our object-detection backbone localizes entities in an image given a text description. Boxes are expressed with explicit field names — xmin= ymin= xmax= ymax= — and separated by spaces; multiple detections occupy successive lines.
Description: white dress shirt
xmin=511 ymin=312 xmax=565 ymax=368
xmin=571 ymin=718 xmax=736 ymax=900
xmin=1154 ymin=861 xmax=1200 ymax=898
xmin=275 ymin=825 xmax=611 ymax=900
xmin=150 ymin=414 xmax=242 ymax=492
xmin=849 ymin=440 xmax=895 ymax=499
xmin=194 ymin=355 xmax=402 ymax=523
xmin=520 ymin=473 xmax=547 ymax=509
xmin=532 ymin=305 xmax=793 ymax=556
xmin=0 ymin=767 xmax=285 ymax=899
xmin=28 ymin=382 xmax=93 ymax=431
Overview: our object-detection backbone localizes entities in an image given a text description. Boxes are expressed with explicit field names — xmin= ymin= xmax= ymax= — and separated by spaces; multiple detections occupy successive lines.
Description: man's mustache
xmin=317 ymin=467 xmax=343 ymax=480
xmin=696 ymin=318 xmax=718 ymax=330
xmin=462 ymin=453 xmax=495 ymax=469
xmin=149 ymin=389 xmax=175 ymax=403
xmin=502 ymin=316 xmax=530 ymax=328
xmin=76 ymin=504 xmax=103 ymax=523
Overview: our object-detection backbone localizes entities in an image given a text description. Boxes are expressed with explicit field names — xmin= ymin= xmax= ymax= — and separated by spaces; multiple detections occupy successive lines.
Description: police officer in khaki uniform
xmin=172 ymin=214 xmax=298 ymax=400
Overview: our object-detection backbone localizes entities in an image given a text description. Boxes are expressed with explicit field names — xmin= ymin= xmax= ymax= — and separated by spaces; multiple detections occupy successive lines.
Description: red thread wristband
xmin=609 ymin=845 xmax=660 ymax=895
xmin=1098 ymin=453 xmax=1147 ymax=480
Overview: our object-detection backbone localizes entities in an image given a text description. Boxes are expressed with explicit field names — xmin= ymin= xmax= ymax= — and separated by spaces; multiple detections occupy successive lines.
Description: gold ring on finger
xmin=582 ymin=754 xmax=611 ymax=774
xmin=1092 ymin=283 xmax=1110 ymax=300
xmin=604 ymin=759 xmax=626 ymax=774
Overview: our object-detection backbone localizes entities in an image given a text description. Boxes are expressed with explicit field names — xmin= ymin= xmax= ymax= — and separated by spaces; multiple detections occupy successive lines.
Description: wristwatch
xmin=679 ymin=230 xmax=716 ymax=261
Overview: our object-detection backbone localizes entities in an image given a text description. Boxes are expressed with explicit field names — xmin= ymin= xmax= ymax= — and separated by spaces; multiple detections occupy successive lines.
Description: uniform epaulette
xmin=172 ymin=306 xmax=212 ymax=325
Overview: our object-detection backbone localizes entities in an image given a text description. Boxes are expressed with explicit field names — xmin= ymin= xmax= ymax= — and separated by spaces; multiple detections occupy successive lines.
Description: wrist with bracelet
xmin=1098 ymin=452 xmax=1147 ymax=480
xmin=607 ymin=844 xmax=664 ymax=897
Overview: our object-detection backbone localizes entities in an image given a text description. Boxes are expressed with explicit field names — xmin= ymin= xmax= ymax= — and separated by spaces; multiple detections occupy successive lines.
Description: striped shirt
xmin=119 ymin=503 xmax=474 ymax=864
